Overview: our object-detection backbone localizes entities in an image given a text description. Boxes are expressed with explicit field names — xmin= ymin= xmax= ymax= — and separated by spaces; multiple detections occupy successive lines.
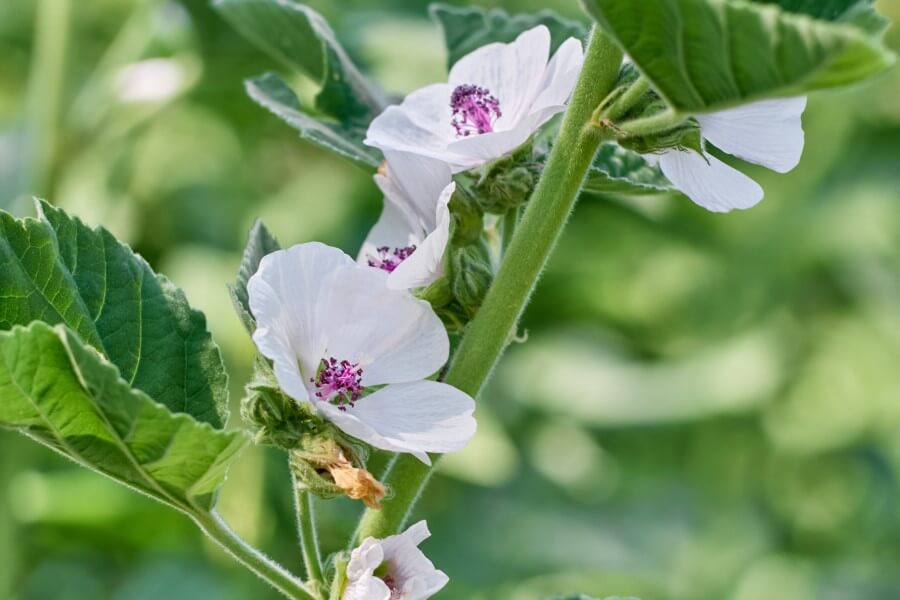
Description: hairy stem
xmin=194 ymin=511 xmax=317 ymax=600
xmin=354 ymin=27 xmax=623 ymax=542
xmin=293 ymin=482 xmax=325 ymax=588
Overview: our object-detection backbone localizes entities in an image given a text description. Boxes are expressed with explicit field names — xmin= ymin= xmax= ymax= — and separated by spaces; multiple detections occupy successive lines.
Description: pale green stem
xmin=617 ymin=108 xmax=683 ymax=137
xmin=354 ymin=28 xmax=624 ymax=542
xmin=293 ymin=480 xmax=325 ymax=589
xmin=193 ymin=511 xmax=317 ymax=600
xmin=604 ymin=76 xmax=650 ymax=122
xmin=24 ymin=0 xmax=72 ymax=198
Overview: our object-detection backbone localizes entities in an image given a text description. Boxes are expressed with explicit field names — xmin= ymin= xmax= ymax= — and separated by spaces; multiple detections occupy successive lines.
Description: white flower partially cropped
xmin=249 ymin=243 xmax=476 ymax=464
xmin=646 ymin=97 xmax=807 ymax=213
xmin=343 ymin=521 xmax=448 ymax=600
xmin=358 ymin=151 xmax=455 ymax=290
xmin=365 ymin=25 xmax=584 ymax=173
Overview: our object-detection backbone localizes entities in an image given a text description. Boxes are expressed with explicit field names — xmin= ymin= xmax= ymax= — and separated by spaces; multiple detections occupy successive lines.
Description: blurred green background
xmin=2 ymin=0 xmax=900 ymax=598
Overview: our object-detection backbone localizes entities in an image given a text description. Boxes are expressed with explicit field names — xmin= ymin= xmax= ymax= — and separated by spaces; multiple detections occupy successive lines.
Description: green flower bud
xmin=448 ymin=243 xmax=494 ymax=317
xmin=619 ymin=100 xmax=703 ymax=156
xmin=448 ymin=185 xmax=484 ymax=247
xmin=471 ymin=142 xmax=540 ymax=214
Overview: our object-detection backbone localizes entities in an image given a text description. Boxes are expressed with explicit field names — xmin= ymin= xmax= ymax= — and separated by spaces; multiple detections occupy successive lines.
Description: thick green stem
xmin=293 ymin=483 xmax=325 ymax=589
xmin=25 ymin=0 xmax=71 ymax=198
xmin=354 ymin=28 xmax=623 ymax=542
xmin=194 ymin=511 xmax=316 ymax=600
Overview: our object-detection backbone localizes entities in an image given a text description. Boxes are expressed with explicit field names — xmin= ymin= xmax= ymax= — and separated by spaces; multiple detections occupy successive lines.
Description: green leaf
xmin=213 ymin=0 xmax=385 ymax=124
xmin=750 ymin=0 xmax=890 ymax=36
xmin=0 ymin=322 xmax=247 ymax=513
xmin=229 ymin=219 xmax=281 ymax=333
xmin=431 ymin=3 xmax=588 ymax=68
xmin=582 ymin=0 xmax=895 ymax=113
xmin=246 ymin=73 xmax=382 ymax=168
xmin=583 ymin=143 xmax=671 ymax=196
xmin=0 ymin=200 xmax=229 ymax=427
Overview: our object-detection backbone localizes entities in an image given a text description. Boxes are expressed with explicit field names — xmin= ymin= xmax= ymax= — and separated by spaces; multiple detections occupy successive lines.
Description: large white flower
xmin=645 ymin=97 xmax=807 ymax=213
xmin=358 ymin=151 xmax=455 ymax=290
xmin=343 ymin=521 xmax=448 ymax=600
xmin=248 ymin=243 xmax=476 ymax=464
xmin=365 ymin=25 xmax=584 ymax=173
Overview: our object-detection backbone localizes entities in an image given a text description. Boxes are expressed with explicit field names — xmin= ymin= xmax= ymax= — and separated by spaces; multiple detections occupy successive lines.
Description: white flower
xmin=248 ymin=243 xmax=476 ymax=464
xmin=358 ymin=151 xmax=455 ymax=290
xmin=646 ymin=97 xmax=807 ymax=212
xmin=343 ymin=521 xmax=448 ymax=600
xmin=365 ymin=25 xmax=584 ymax=173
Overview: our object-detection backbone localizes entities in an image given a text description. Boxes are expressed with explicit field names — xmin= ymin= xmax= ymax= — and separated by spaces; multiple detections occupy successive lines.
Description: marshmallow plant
xmin=0 ymin=1 xmax=892 ymax=600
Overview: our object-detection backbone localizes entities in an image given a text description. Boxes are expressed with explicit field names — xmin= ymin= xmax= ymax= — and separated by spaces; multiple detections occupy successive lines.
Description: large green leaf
xmin=245 ymin=73 xmax=381 ymax=168
xmin=0 ymin=201 xmax=229 ymax=427
xmin=0 ymin=323 xmax=246 ymax=513
xmin=229 ymin=219 xmax=280 ymax=333
xmin=583 ymin=143 xmax=672 ymax=196
xmin=582 ymin=0 xmax=895 ymax=113
xmin=751 ymin=0 xmax=890 ymax=35
xmin=213 ymin=0 xmax=385 ymax=124
xmin=430 ymin=4 xmax=588 ymax=68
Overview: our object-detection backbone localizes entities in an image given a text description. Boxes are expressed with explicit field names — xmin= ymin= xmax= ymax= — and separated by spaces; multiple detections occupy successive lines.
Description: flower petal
xmin=387 ymin=182 xmax=454 ymax=290
xmin=364 ymin=83 xmax=455 ymax=160
xmin=696 ymin=97 xmax=807 ymax=173
xmin=357 ymin=196 xmax=421 ymax=268
xmin=449 ymin=25 xmax=551 ymax=127
xmin=529 ymin=37 xmax=584 ymax=113
xmin=658 ymin=150 xmax=764 ymax=213
xmin=320 ymin=270 xmax=449 ymax=385
xmin=249 ymin=243 xmax=355 ymax=402
xmin=381 ymin=521 xmax=449 ymax=600
xmin=381 ymin=151 xmax=454 ymax=230
xmin=318 ymin=381 xmax=476 ymax=464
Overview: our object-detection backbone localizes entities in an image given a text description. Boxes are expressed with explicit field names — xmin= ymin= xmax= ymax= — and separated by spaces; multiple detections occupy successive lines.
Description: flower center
xmin=367 ymin=245 xmax=416 ymax=273
xmin=381 ymin=575 xmax=402 ymax=599
xmin=450 ymin=84 xmax=501 ymax=137
xmin=312 ymin=357 xmax=363 ymax=410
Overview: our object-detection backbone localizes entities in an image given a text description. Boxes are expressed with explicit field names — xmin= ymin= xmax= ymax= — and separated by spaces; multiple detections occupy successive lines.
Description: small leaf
xmin=431 ymin=3 xmax=588 ymax=68
xmin=583 ymin=0 xmax=895 ymax=113
xmin=213 ymin=0 xmax=385 ymax=123
xmin=0 ymin=200 xmax=229 ymax=427
xmin=229 ymin=219 xmax=281 ymax=333
xmin=0 ymin=323 xmax=247 ymax=513
xmin=246 ymin=73 xmax=382 ymax=168
xmin=583 ymin=143 xmax=671 ymax=196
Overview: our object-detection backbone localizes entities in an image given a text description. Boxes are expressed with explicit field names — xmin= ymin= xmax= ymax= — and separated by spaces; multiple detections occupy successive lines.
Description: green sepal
xmin=448 ymin=242 xmax=494 ymax=318
xmin=472 ymin=143 xmax=541 ymax=215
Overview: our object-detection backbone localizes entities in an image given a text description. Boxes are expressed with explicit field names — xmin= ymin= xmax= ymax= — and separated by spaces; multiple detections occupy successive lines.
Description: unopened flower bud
xmin=472 ymin=143 xmax=540 ymax=214
xmin=448 ymin=243 xmax=493 ymax=317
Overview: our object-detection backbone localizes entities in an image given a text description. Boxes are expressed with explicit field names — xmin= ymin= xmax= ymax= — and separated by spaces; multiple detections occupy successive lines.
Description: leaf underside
xmin=0 ymin=323 xmax=246 ymax=513
xmin=583 ymin=0 xmax=895 ymax=113
xmin=229 ymin=219 xmax=281 ymax=333
xmin=430 ymin=3 xmax=589 ymax=68
xmin=0 ymin=200 xmax=229 ymax=427
xmin=245 ymin=73 xmax=381 ymax=168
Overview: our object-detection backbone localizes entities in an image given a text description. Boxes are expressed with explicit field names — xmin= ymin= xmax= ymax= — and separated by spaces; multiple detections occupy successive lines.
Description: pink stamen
xmin=367 ymin=245 xmax=416 ymax=273
xmin=312 ymin=357 xmax=363 ymax=410
xmin=450 ymin=84 xmax=501 ymax=137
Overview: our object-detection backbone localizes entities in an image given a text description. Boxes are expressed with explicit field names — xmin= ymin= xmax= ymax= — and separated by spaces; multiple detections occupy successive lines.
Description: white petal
xmin=318 ymin=381 xmax=476 ymax=463
xmin=658 ymin=150 xmax=764 ymax=213
xmin=449 ymin=26 xmax=551 ymax=127
xmin=445 ymin=104 xmax=562 ymax=162
xmin=249 ymin=243 xmax=355 ymax=402
xmin=529 ymin=37 xmax=584 ymax=113
xmin=342 ymin=576 xmax=391 ymax=600
xmin=381 ymin=151 xmax=454 ymax=230
xmin=347 ymin=538 xmax=385 ymax=581
xmin=387 ymin=182 xmax=454 ymax=290
xmin=380 ymin=522 xmax=449 ymax=600
xmin=319 ymin=269 xmax=449 ymax=385
xmin=364 ymin=83 xmax=456 ymax=160
xmin=358 ymin=196 xmax=421 ymax=268
xmin=696 ymin=97 xmax=807 ymax=173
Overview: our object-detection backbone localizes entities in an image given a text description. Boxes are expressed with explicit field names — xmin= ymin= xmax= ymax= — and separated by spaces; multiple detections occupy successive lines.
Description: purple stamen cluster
xmin=313 ymin=357 xmax=363 ymax=410
xmin=367 ymin=245 xmax=417 ymax=273
xmin=450 ymin=84 xmax=501 ymax=137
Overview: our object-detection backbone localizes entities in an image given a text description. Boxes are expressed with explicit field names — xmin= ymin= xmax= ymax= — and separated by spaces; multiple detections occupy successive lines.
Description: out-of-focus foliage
xmin=1 ymin=0 xmax=899 ymax=599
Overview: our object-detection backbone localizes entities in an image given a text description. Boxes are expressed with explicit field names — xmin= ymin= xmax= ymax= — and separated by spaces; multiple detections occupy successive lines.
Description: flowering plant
xmin=0 ymin=0 xmax=893 ymax=599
